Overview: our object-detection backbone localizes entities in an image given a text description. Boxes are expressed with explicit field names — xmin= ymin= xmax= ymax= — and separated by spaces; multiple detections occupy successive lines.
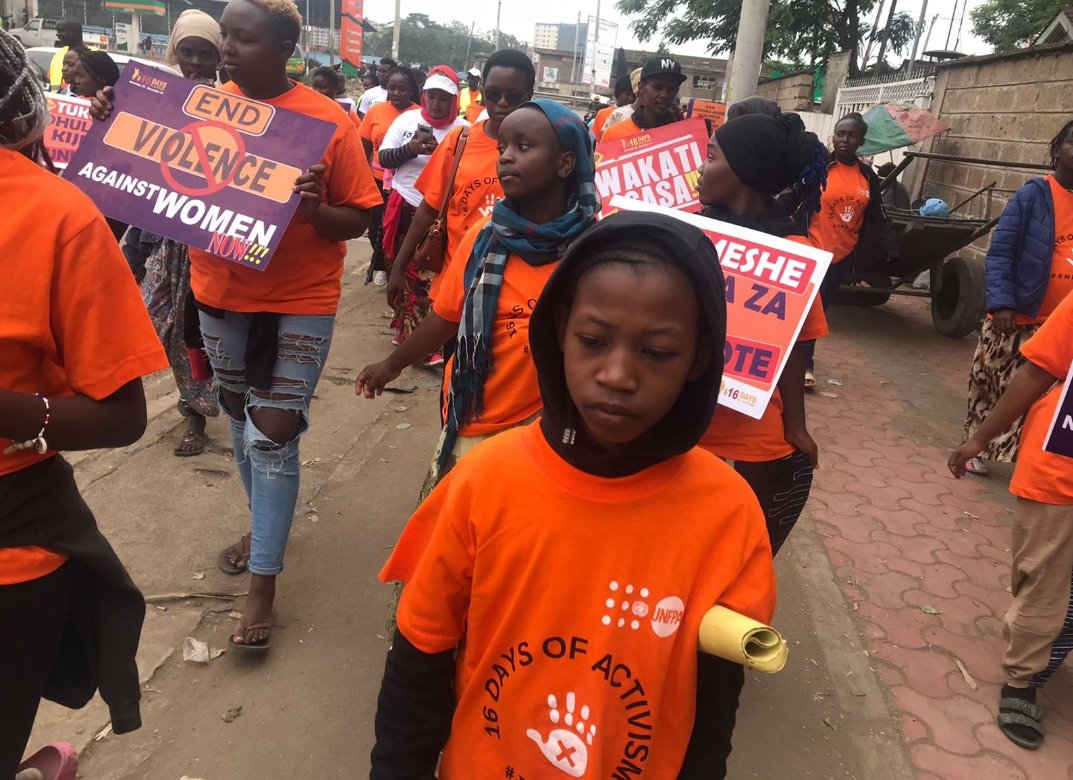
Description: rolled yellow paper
xmin=698 ymin=605 xmax=788 ymax=673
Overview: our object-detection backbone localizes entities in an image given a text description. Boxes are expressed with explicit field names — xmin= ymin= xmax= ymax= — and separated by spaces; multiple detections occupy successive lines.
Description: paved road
xmin=27 ymin=242 xmax=1072 ymax=778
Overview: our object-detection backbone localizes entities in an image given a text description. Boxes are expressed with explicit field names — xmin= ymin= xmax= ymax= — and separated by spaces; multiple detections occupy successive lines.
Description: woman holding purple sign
xmin=93 ymin=0 xmax=383 ymax=653
xmin=122 ymin=8 xmax=224 ymax=457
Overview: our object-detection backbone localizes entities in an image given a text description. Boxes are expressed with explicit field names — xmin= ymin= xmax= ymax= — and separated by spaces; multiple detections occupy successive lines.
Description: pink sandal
xmin=18 ymin=742 xmax=78 ymax=780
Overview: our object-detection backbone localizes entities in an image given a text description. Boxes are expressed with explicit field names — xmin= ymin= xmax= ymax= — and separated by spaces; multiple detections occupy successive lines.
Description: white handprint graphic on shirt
xmin=526 ymin=692 xmax=597 ymax=777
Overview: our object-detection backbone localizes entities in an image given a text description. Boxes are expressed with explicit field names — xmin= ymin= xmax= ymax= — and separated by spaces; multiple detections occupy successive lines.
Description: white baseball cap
xmin=467 ymin=67 xmax=481 ymax=77
xmin=424 ymin=73 xmax=459 ymax=95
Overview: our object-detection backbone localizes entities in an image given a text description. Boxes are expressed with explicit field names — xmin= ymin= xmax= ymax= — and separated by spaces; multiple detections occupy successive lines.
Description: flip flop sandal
xmin=229 ymin=620 xmax=272 ymax=654
xmin=176 ymin=398 xmax=194 ymax=418
xmin=997 ymin=696 xmax=1044 ymax=750
xmin=174 ymin=429 xmax=207 ymax=457
xmin=18 ymin=742 xmax=78 ymax=780
xmin=216 ymin=534 xmax=250 ymax=575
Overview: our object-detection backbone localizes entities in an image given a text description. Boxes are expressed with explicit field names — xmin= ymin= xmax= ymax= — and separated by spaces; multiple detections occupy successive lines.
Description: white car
xmin=23 ymin=47 xmax=178 ymax=91
xmin=12 ymin=17 xmax=108 ymax=50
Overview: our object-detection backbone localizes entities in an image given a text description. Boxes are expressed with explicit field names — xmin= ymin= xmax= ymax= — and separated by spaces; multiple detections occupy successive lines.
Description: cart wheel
xmin=932 ymin=257 xmax=985 ymax=338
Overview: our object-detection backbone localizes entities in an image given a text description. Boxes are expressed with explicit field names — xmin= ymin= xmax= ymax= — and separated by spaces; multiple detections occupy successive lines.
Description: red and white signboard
xmin=341 ymin=0 xmax=365 ymax=72
xmin=611 ymin=196 xmax=833 ymax=419
xmin=44 ymin=94 xmax=93 ymax=170
xmin=594 ymin=118 xmax=708 ymax=216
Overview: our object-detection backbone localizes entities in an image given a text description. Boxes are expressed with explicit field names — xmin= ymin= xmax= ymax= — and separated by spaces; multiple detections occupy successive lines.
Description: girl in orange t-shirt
xmin=385 ymin=49 xmax=536 ymax=312
xmin=356 ymin=99 xmax=599 ymax=488
xmin=0 ymin=30 xmax=168 ymax=774
xmin=695 ymin=113 xmax=831 ymax=555
xmin=950 ymin=290 xmax=1073 ymax=751
xmin=370 ymin=211 xmax=775 ymax=780
xmin=360 ymin=67 xmax=417 ymax=285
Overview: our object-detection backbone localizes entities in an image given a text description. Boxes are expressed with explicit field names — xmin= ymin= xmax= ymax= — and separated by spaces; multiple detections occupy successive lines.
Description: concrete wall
xmin=756 ymin=72 xmax=814 ymax=111
xmin=919 ymin=43 xmax=1073 ymax=261
xmin=821 ymin=51 xmax=852 ymax=115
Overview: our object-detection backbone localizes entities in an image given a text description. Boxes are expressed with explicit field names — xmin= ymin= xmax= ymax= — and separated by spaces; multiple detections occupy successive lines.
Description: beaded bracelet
xmin=3 ymin=394 xmax=51 ymax=456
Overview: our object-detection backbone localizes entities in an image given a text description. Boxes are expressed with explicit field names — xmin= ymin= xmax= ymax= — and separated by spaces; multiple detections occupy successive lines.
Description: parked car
xmin=23 ymin=47 xmax=178 ymax=91
xmin=13 ymin=17 xmax=108 ymax=49
xmin=286 ymin=43 xmax=306 ymax=77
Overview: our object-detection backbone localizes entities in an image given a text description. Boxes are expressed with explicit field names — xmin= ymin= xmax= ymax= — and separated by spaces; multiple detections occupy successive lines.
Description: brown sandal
xmin=229 ymin=619 xmax=272 ymax=654
xmin=216 ymin=534 xmax=250 ymax=575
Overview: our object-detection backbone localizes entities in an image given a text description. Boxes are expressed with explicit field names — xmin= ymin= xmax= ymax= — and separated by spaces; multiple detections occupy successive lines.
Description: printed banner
xmin=687 ymin=98 xmax=727 ymax=128
xmin=594 ymin=118 xmax=709 ymax=216
xmin=341 ymin=0 xmax=365 ymax=71
xmin=611 ymin=196 xmax=832 ymax=419
xmin=1044 ymin=363 xmax=1073 ymax=459
xmin=67 ymin=63 xmax=334 ymax=271
xmin=45 ymin=94 xmax=92 ymax=170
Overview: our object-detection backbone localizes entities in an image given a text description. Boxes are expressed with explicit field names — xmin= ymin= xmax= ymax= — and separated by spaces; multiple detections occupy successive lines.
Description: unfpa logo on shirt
xmin=602 ymin=581 xmax=684 ymax=638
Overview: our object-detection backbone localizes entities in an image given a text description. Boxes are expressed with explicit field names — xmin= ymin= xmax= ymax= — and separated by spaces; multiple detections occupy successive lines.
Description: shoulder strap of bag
xmin=436 ymin=127 xmax=471 ymax=221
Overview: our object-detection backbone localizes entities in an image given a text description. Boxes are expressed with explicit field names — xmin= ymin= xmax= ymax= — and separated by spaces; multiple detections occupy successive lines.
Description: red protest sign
xmin=687 ymin=98 xmax=727 ymax=128
xmin=45 ymin=94 xmax=93 ymax=170
xmin=594 ymin=118 xmax=709 ymax=215
xmin=611 ymin=196 xmax=832 ymax=419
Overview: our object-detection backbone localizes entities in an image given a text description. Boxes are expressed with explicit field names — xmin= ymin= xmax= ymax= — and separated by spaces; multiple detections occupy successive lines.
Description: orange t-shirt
xmin=188 ymin=82 xmax=383 ymax=315
xmin=415 ymin=120 xmax=503 ymax=300
xmin=599 ymin=115 xmax=643 ymax=144
xmin=701 ymin=299 xmax=829 ymax=462
xmin=1010 ymin=290 xmax=1073 ymax=504
xmin=0 ymin=149 xmax=169 ymax=581
xmin=359 ymin=100 xmax=413 ymax=181
xmin=432 ymin=217 xmax=556 ymax=436
xmin=348 ymin=108 xmax=361 ymax=130
xmin=591 ymin=105 xmax=616 ymax=138
xmin=809 ymin=161 xmax=870 ymax=263
xmin=1017 ymin=175 xmax=1073 ymax=325
xmin=383 ymin=422 xmax=775 ymax=778
xmin=464 ymin=102 xmax=484 ymax=125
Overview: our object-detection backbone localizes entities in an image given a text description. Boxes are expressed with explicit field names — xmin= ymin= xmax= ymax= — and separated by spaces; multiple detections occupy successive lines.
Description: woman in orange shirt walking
xmin=93 ymin=0 xmax=383 ymax=653
xmin=0 ymin=30 xmax=168 ymax=776
xmin=360 ymin=66 xmax=418 ymax=285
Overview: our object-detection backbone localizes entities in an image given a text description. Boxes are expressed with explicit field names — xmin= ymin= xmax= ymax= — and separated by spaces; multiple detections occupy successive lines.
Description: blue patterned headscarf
xmin=440 ymin=98 xmax=600 ymax=471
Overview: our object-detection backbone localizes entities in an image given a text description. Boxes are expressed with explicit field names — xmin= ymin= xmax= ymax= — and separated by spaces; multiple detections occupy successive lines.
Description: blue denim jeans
xmin=199 ymin=311 xmax=334 ymax=575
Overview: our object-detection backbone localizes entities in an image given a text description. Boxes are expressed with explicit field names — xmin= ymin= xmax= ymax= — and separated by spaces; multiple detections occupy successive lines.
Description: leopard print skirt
xmin=963 ymin=317 xmax=1041 ymax=462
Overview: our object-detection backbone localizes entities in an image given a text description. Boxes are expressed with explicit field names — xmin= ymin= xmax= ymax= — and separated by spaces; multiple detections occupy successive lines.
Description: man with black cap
xmin=592 ymin=74 xmax=635 ymax=137
xmin=599 ymin=56 xmax=686 ymax=143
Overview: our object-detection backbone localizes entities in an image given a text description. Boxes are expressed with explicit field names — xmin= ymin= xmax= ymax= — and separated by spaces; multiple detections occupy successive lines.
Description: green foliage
xmin=615 ymin=0 xmax=881 ymax=71
xmin=970 ymin=0 xmax=1067 ymax=52
xmin=364 ymin=13 xmax=524 ymax=69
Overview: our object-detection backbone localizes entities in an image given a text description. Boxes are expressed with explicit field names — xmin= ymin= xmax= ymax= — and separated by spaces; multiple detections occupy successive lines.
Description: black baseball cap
xmin=640 ymin=56 xmax=686 ymax=85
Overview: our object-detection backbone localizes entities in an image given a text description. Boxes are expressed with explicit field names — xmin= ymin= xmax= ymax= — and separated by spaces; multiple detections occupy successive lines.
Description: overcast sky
xmin=363 ymin=0 xmax=995 ymax=60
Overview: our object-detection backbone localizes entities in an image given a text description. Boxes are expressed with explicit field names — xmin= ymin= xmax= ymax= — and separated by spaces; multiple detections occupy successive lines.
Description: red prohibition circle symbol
xmin=159 ymin=120 xmax=248 ymax=198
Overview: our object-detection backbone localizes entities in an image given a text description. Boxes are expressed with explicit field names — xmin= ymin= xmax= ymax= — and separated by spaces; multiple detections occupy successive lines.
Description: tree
xmin=364 ymin=13 xmax=524 ymax=69
xmin=615 ymin=0 xmax=891 ymax=74
xmin=971 ymin=0 xmax=1067 ymax=52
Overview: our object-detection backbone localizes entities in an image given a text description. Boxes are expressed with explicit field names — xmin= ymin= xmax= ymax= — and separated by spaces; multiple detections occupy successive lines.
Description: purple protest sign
xmin=1044 ymin=363 xmax=1073 ymax=459
xmin=66 ymin=63 xmax=335 ymax=271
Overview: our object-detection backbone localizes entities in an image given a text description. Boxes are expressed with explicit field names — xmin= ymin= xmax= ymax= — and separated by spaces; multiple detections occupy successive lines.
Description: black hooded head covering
xmin=529 ymin=210 xmax=727 ymax=478
xmin=79 ymin=51 xmax=121 ymax=88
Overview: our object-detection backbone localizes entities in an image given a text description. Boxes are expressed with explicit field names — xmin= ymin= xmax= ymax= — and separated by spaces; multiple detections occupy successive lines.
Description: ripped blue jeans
xmin=199 ymin=311 xmax=334 ymax=576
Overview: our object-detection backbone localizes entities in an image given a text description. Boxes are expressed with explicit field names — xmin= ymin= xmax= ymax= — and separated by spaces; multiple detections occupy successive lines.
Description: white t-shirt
xmin=358 ymin=84 xmax=386 ymax=115
xmin=380 ymin=109 xmax=470 ymax=208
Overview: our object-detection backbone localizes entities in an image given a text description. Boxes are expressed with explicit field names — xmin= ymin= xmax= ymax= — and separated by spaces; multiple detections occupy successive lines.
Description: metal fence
xmin=834 ymin=74 xmax=937 ymax=117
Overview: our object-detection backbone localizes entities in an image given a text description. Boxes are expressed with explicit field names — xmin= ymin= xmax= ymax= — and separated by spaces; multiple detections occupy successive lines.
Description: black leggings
xmin=733 ymin=449 xmax=815 ymax=556
xmin=0 ymin=562 xmax=74 ymax=776
xmin=367 ymin=181 xmax=388 ymax=275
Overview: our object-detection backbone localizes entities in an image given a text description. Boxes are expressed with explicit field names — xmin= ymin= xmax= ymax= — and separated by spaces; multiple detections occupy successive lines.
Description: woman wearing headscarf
xmin=357 ymin=98 xmax=600 ymax=489
xmin=0 ymin=29 xmax=167 ymax=775
xmin=377 ymin=65 xmax=468 ymax=351
xmin=121 ymin=9 xmax=224 ymax=457
xmin=72 ymin=50 xmax=119 ymax=98
xmin=696 ymin=113 xmax=832 ymax=556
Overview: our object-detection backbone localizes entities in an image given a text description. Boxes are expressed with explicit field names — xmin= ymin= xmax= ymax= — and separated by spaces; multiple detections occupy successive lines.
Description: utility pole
xmin=726 ymin=0 xmax=770 ymax=103
xmin=861 ymin=0 xmax=887 ymax=71
xmin=906 ymin=0 xmax=928 ymax=77
xmin=590 ymin=0 xmax=601 ymax=89
xmin=570 ymin=11 xmax=581 ymax=83
xmin=463 ymin=20 xmax=474 ymax=70
xmin=391 ymin=0 xmax=400 ymax=60
xmin=328 ymin=0 xmax=335 ymax=65
xmin=303 ymin=0 xmax=310 ymax=52
xmin=494 ymin=0 xmax=501 ymax=49
xmin=875 ymin=0 xmax=898 ymax=69
xmin=945 ymin=0 xmax=960 ymax=50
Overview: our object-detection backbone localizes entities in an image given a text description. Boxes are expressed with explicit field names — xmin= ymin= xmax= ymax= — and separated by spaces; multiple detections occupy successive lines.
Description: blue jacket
xmin=985 ymin=177 xmax=1054 ymax=315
